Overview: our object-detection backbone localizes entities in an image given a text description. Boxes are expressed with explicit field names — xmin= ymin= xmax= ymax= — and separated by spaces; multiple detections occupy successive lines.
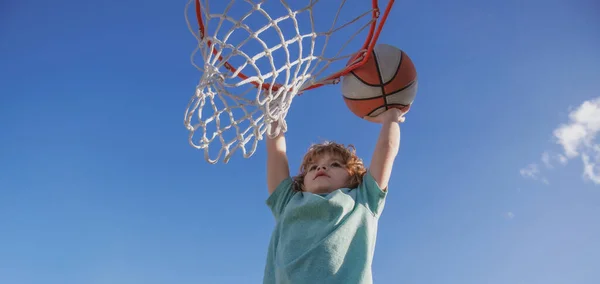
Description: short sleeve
xmin=266 ymin=177 xmax=296 ymax=220
xmin=356 ymin=170 xmax=388 ymax=217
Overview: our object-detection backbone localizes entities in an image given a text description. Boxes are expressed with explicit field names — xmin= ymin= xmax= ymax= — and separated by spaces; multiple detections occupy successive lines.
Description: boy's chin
xmin=305 ymin=185 xmax=335 ymax=194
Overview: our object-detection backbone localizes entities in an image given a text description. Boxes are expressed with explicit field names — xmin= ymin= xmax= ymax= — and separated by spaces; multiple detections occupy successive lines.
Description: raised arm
xmin=366 ymin=108 xmax=405 ymax=191
xmin=266 ymin=122 xmax=291 ymax=195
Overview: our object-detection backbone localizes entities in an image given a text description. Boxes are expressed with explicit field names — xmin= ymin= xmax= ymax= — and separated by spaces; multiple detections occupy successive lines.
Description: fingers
xmin=363 ymin=115 xmax=379 ymax=123
xmin=362 ymin=109 xmax=407 ymax=123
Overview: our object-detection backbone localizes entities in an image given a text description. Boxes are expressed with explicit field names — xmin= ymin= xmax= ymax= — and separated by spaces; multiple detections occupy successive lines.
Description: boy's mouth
xmin=314 ymin=172 xmax=329 ymax=179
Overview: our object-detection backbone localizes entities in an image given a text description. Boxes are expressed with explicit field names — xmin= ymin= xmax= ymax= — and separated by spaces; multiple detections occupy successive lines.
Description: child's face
xmin=303 ymin=153 xmax=351 ymax=194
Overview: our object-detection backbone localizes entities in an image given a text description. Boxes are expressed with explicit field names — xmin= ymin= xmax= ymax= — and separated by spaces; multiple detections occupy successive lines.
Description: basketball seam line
xmin=366 ymin=104 xmax=409 ymax=117
xmin=349 ymin=70 xmax=377 ymax=87
xmin=343 ymin=79 xmax=417 ymax=101
xmin=383 ymin=50 xmax=404 ymax=85
xmin=385 ymin=79 xmax=417 ymax=97
xmin=348 ymin=51 xmax=405 ymax=88
xmin=372 ymin=50 xmax=389 ymax=111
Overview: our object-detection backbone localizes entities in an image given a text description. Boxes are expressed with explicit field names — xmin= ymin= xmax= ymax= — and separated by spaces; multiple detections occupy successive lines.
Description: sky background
xmin=1 ymin=0 xmax=599 ymax=283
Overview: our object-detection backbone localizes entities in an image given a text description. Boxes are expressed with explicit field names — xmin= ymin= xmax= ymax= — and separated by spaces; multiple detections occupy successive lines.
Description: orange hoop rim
xmin=194 ymin=0 xmax=396 ymax=93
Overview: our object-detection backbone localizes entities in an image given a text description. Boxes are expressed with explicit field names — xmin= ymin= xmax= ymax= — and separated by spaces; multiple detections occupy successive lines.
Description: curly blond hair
xmin=292 ymin=141 xmax=367 ymax=192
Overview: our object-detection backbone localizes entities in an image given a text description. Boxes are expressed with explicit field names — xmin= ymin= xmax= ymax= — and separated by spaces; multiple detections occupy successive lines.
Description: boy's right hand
xmin=364 ymin=108 xmax=407 ymax=124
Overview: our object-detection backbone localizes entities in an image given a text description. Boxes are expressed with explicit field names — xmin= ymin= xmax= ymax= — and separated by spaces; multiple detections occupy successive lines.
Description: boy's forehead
xmin=310 ymin=152 xmax=343 ymax=163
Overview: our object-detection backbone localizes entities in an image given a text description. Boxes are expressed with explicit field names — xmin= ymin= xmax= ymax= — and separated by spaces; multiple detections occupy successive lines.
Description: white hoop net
xmin=184 ymin=0 xmax=390 ymax=163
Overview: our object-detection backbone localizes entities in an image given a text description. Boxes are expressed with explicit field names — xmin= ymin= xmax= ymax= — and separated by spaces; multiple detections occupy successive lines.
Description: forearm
xmin=369 ymin=120 xmax=400 ymax=190
xmin=266 ymin=125 xmax=290 ymax=194
xmin=266 ymin=130 xmax=286 ymax=152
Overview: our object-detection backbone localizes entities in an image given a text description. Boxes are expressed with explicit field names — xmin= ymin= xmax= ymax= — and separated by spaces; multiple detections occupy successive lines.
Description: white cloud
xmin=554 ymin=98 xmax=600 ymax=157
xmin=519 ymin=163 xmax=539 ymax=178
xmin=541 ymin=152 xmax=552 ymax=168
xmin=519 ymin=163 xmax=549 ymax=184
xmin=557 ymin=154 xmax=568 ymax=165
xmin=520 ymin=97 xmax=600 ymax=185
xmin=540 ymin=151 xmax=568 ymax=169
xmin=581 ymin=146 xmax=600 ymax=184
xmin=504 ymin=212 xmax=515 ymax=219
xmin=553 ymin=97 xmax=600 ymax=184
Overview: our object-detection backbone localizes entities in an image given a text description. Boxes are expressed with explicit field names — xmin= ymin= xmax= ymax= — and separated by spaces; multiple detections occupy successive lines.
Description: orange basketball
xmin=341 ymin=44 xmax=418 ymax=118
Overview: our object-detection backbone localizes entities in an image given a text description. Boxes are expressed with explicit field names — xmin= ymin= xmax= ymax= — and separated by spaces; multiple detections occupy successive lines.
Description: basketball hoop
xmin=184 ymin=0 xmax=395 ymax=163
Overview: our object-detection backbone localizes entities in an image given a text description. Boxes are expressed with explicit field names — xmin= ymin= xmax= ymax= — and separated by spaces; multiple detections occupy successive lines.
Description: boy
xmin=264 ymin=108 xmax=405 ymax=283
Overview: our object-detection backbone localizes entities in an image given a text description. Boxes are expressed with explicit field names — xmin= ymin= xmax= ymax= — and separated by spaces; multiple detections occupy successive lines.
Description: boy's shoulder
xmin=268 ymin=171 xmax=387 ymax=219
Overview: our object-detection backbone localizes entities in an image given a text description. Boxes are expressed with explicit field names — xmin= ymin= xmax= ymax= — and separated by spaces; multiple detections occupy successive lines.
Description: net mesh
xmin=184 ymin=0 xmax=386 ymax=163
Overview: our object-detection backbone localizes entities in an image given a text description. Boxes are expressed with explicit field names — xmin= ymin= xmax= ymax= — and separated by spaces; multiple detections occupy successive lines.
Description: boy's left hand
xmin=364 ymin=108 xmax=407 ymax=124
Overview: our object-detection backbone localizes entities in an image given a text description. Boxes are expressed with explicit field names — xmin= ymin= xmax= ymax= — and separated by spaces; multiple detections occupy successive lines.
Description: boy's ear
xmin=293 ymin=176 xmax=306 ymax=191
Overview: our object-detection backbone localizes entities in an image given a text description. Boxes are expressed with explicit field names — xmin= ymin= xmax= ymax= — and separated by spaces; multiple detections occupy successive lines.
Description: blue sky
xmin=1 ymin=0 xmax=599 ymax=283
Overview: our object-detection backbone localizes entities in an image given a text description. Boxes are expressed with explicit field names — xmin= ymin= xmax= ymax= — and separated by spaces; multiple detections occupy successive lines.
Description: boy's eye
xmin=309 ymin=165 xmax=317 ymax=171
xmin=331 ymin=162 xmax=341 ymax=167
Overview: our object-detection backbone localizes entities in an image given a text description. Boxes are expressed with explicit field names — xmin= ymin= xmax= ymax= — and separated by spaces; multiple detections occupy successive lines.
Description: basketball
xmin=341 ymin=44 xmax=418 ymax=118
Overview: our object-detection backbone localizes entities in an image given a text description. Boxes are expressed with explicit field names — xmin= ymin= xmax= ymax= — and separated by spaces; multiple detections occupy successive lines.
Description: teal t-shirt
xmin=263 ymin=171 xmax=387 ymax=284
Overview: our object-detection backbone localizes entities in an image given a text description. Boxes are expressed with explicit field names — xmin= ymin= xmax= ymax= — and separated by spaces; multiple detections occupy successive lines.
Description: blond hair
xmin=292 ymin=141 xmax=367 ymax=191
